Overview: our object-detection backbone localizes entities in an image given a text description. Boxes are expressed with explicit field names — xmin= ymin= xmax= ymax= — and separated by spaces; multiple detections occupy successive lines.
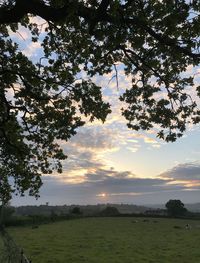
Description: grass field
xmin=8 ymin=217 xmax=200 ymax=263
xmin=0 ymin=232 xmax=6 ymax=261
xmin=0 ymin=234 xmax=4 ymax=250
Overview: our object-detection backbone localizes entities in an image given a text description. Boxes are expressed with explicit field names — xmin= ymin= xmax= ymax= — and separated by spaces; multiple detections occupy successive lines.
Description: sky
xmin=9 ymin=17 xmax=200 ymax=206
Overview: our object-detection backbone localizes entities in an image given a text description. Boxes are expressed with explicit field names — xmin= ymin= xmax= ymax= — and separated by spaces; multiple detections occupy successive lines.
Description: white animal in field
xmin=185 ymin=224 xmax=192 ymax=230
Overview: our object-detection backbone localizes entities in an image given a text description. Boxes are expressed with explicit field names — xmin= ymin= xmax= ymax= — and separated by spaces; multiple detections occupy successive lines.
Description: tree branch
xmin=0 ymin=0 xmax=91 ymax=24
xmin=0 ymin=1 xmax=199 ymax=62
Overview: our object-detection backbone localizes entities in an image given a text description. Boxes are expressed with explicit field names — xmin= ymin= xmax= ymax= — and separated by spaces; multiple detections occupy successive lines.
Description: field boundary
xmin=0 ymin=226 xmax=31 ymax=263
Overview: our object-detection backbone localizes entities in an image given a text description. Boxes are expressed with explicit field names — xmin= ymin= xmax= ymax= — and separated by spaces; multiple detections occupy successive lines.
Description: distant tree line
xmin=1 ymin=201 xmax=200 ymax=228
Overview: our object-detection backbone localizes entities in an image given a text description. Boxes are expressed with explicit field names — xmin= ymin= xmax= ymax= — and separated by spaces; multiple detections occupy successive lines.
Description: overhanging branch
xmin=0 ymin=0 xmax=200 ymax=63
xmin=0 ymin=0 xmax=91 ymax=24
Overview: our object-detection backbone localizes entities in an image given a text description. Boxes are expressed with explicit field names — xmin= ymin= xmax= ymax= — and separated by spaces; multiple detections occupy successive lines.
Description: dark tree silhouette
xmin=165 ymin=199 xmax=187 ymax=217
xmin=70 ymin=206 xmax=82 ymax=215
xmin=100 ymin=206 xmax=120 ymax=216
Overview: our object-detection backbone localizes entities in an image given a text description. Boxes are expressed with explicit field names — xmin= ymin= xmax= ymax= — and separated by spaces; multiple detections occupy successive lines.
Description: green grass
xmin=0 ymin=232 xmax=6 ymax=262
xmin=8 ymin=217 xmax=200 ymax=263
xmin=0 ymin=234 xmax=4 ymax=250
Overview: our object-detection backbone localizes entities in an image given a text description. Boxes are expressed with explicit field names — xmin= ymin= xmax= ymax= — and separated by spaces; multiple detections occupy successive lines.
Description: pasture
xmin=8 ymin=217 xmax=200 ymax=263
xmin=0 ymin=234 xmax=4 ymax=250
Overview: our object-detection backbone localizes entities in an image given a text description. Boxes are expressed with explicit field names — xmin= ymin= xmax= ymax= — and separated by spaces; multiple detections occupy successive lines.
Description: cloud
xmin=56 ymin=126 xmax=122 ymax=182
xmin=22 ymin=41 xmax=42 ymax=58
xmin=50 ymin=129 xmax=116 ymax=184
xmin=29 ymin=16 xmax=47 ymax=33
xmin=67 ymin=127 xmax=119 ymax=153
xmin=39 ymin=166 xmax=190 ymax=206
xmin=144 ymin=137 xmax=157 ymax=144
xmin=151 ymin=144 xmax=161 ymax=148
xmin=48 ymin=159 xmax=200 ymax=197
xmin=160 ymin=162 xmax=200 ymax=182
xmin=56 ymin=120 xmax=164 ymax=188
xmin=13 ymin=160 xmax=200 ymax=206
xmin=9 ymin=26 xmax=31 ymax=41
xmin=88 ymin=67 xmax=163 ymax=150
xmin=159 ymin=161 xmax=200 ymax=190
xmin=127 ymin=146 xmax=140 ymax=153
xmin=46 ymin=165 xmax=181 ymax=196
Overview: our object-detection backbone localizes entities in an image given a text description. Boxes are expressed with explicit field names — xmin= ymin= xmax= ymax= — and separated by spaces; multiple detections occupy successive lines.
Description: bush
xmin=165 ymin=199 xmax=187 ymax=217
xmin=99 ymin=206 xmax=120 ymax=216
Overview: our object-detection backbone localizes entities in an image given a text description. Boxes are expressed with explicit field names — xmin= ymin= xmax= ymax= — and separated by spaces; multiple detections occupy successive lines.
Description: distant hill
xmin=144 ymin=203 xmax=200 ymax=213
xmin=14 ymin=203 xmax=150 ymax=216
xmin=108 ymin=204 xmax=150 ymax=214
xmin=185 ymin=203 xmax=200 ymax=212
xmin=13 ymin=203 xmax=200 ymax=217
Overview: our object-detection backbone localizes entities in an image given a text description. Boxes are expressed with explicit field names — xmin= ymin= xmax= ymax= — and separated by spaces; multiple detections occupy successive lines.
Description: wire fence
xmin=0 ymin=227 xmax=31 ymax=263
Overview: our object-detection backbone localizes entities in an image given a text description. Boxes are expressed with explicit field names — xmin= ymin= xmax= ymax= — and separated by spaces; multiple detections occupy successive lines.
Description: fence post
xmin=21 ymin=249 xmax=23 ymax=263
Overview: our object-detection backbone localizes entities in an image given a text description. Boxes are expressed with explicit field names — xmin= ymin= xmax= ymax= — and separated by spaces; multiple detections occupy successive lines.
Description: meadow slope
xmin=8 ymin=217 xmax=200 ymax=263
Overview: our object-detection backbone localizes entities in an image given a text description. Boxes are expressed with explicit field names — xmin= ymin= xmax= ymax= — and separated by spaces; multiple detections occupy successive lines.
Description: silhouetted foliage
xmin=70 ymin=206 xmax=82 ymax=215
xmin=165 ymin=199 xmax=187 ymax=217
xmin=0 ymin=204 xmax=15 ymax=226
xmin=50 ymin=210 xmax=58 ymax=222
xmin=100 ymin=206 xmax=120 ymax=216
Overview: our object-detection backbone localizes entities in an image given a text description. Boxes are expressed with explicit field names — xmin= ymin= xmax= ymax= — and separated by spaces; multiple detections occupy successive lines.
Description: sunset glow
xmin=97 ymin=193 xmax=107 ymax=198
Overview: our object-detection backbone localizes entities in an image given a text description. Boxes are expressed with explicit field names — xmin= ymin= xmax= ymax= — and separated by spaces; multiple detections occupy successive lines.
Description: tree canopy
xmin=1 ymin=0 xmax=200 ymax=202
xmin=99 ymin=206 xmax=120 ymax=216
xmin=165 ymin=199 xmax=187 ymax=217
